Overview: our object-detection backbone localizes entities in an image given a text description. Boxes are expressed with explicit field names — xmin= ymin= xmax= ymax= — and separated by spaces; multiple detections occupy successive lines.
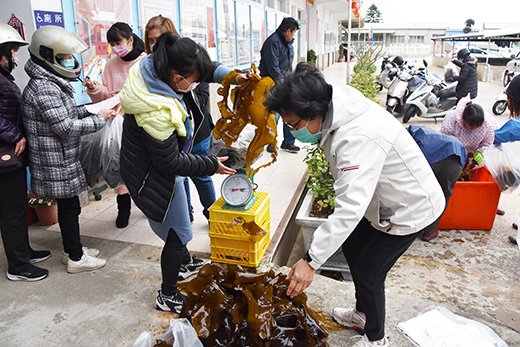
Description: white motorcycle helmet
xmin=28 ymin=25 xmax=87 ymax=80
xmin=0 ymin=23 xmax=28 ymax=46
xmin=0 ymin=23 xmax=28 ymax=71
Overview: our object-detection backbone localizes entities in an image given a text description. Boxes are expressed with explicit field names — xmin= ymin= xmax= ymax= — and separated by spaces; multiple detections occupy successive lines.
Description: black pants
xmin=342 ymin=218 xmax=421 ymax=341
xmin=0 ymin=168 xmax=32 ymax=273
xmin=56 ymin=196 xmax=83 ymax=260
xmin=422 ymin=155 xmax=463 ymax=235
xmin=161 ymin=228 xmax=191 ymax=296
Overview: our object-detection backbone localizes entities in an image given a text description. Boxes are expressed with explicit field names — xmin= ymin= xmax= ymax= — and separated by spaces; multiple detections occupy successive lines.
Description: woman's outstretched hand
xmin=216 ymin=157 xmax=236 ymax=175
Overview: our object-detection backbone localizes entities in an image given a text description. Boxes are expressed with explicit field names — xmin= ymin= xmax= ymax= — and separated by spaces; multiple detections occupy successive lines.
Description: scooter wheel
xmin=492 ymin=101 xmax=508 ymax=116
xmin=376 ymin=82 xmax=383 ymax=92
xmin=403 ymin=105 xmax=418 ymax=123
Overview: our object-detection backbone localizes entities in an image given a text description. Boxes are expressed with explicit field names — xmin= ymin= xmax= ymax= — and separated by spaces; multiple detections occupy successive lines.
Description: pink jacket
xmin=440 ymin=95 xmax=499 ymax=167
xmin=86 ymin=53 xmax=146 ymax=103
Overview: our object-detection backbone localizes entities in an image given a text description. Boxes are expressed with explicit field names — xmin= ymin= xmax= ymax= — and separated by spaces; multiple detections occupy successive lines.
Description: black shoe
xmin=189 ymin=213 xmax=194 ymax=224
xmin=509 ymin=235 xmax=518 ymax=245
xmin=29 ymin=250 xmax=51 ymax=264
xmin=266 ymin=144 xmax=275 ymax=153
xmin=7 ymin=264 xmax=48 ymax=282
xmin=116 ymin=194 xmax=131 ymax=228
xmin=281 ymin=142 xmax=300 ymax=153
xmin=155 ymin=289 xmax=186 ymax=313
xmin=178 ymin=256 xmax=208 ymax=281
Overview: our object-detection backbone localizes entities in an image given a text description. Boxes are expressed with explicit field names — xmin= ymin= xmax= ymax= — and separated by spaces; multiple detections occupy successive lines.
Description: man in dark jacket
xmin=450 ymin=48 xmax=478 ymax=100
xmin=260 ymin=17 xmax=300 ymax=153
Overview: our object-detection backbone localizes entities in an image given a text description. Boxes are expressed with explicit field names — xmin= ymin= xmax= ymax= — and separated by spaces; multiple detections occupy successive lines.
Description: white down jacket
xmin=306 ymin=86 xmax=445 ymax=270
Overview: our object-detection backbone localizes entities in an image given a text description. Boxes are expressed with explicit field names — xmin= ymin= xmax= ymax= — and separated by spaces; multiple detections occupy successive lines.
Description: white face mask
xmin=13 ymin=56 xmax=19 ymax=68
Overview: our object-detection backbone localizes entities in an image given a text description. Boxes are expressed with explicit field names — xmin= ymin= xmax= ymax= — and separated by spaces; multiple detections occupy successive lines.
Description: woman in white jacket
xmin=264 ymin=63 xmax=445 ymax=347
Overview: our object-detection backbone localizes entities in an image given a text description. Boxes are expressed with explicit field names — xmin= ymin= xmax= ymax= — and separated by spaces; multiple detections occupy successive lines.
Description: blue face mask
xmin=60 ymin=59 xmax=75 ymax=69
xmin=290 ymin=120 xmax=322 ymax=143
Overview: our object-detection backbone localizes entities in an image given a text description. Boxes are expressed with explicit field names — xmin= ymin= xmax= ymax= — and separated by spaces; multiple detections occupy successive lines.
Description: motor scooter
xmin=386 ymin=63 xmax=413 ymax=114
xmin=402 ymin=60 xmax=458 ymax=123
xmin=375 ymin=56 xmax=396 ymax=91
xmin=492 ymin=71 xmax=519 ymax=115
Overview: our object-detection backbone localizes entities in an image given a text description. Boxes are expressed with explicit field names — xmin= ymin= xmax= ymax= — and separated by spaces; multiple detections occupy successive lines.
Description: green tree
xmin=463 ymin=18 xmax=475 ymax=33
xmin=365 ymin=4 xmax=383 ymax=23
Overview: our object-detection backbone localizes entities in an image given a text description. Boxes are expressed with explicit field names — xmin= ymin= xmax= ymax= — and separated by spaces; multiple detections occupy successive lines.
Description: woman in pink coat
xmin=83 ymin=22 xmax=146 ymax=228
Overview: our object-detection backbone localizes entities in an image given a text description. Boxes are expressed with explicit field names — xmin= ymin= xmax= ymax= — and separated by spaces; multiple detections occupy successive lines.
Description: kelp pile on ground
xmin=178 ymin=264 xmax=329 ymax=346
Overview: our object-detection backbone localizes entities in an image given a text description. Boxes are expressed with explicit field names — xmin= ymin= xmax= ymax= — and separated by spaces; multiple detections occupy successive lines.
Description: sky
xmin=364 ymin=0 xmax=519 ymax=29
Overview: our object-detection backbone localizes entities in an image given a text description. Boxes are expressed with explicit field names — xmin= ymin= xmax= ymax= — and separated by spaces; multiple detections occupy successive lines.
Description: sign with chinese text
xmin=34 ymin=10 xmax=64 ymax=29
xmin=7 ymin=14 xmax=25 ymax=40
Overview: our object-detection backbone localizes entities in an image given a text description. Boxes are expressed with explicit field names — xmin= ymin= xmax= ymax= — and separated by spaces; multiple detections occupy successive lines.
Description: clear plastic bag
xmin=444 ymin=61 xmax=459 ymax=81
xmin=79 ymin=129 xmax=104 ymax=188
xmin=100 ymin=115 xmax=124 ymax=188
xmin=483 ymin=142 xmax=520 ymax=193
xmin=128 ymin=318 xmax=201 ymax=347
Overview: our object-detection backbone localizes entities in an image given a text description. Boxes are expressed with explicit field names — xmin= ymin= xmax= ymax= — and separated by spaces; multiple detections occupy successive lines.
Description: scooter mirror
xmin=423 ymin=59 xmax=428 ymax=68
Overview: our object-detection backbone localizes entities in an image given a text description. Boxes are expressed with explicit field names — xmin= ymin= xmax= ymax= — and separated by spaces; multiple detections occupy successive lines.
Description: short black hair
xmin=152 ymin=32 xmax=212 ymax=85
xmin=107 ymin=22 xmax=145 ymax=54
xmin=278 ymin=17 xmax=299 ymax=32
xmin=0 ymin=42 xmax=20 ymax=60
xmin=462 ymin=103 xmax=485 ymax=128
xmin=264 ymin=62 xmax=331 ymax=120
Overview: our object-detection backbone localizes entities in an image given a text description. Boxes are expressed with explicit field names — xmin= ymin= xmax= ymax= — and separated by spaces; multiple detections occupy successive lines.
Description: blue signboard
xmin=34 ymin=10 xmax=65 ymax=29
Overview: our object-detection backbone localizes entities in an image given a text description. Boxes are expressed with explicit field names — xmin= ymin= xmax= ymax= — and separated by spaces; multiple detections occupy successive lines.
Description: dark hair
xmin=278 ymin=17 xmax=299 ymax=32
xmin=106 ymin=22 xmax=145 ymax=55
xmin=462 ymin=103 xmax=485 ymax=128
xmin=506 ymin=75 xmax=520 ymax=118
xmin=264 ymin=62 xmax=331 ymax=120
xmin=152 ymin=32 xmax=212 ymax=84
xmin=0 ymin=42 xmax=20 ymax=60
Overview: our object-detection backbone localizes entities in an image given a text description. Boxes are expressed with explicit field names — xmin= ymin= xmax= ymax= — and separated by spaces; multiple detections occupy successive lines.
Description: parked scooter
xmin=375 ymin=56 xmax=394 ymax=91
xmin=385 ymin=56 xmax=413 ymax=114
xmin=492 ymin=71 xmax=518 ymax=115
xmin=402 ymin=60 xmax=458 ymax=123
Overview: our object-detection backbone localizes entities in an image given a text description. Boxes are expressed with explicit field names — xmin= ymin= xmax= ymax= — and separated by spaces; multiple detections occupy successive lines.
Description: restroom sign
xmin=34 ymin=10 xmax=64 ymax=29
xmin=7 ymin=13 xmax=25 ymax=40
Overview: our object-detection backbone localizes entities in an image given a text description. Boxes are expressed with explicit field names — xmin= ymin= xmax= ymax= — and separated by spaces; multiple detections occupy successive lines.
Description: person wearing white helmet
xmin=22 ymin=25 xmax=114 ymax=274
xmin=0 ymin=23 xmax=50 ymax=281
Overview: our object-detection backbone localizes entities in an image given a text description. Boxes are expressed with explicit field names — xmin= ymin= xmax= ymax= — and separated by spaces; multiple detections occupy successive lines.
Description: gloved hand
xmin=473 ymin=151 xmax=483 ymax=165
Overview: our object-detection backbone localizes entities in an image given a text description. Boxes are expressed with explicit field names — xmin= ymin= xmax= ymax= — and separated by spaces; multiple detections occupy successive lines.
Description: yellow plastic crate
xmin=210 ymin=233 xmax=271 ymax=267
xmin=209 ymin=192 xmax=270 ymax=242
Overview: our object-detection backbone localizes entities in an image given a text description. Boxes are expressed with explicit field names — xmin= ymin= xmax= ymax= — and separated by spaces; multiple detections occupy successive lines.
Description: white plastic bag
xmin=171 ymin=318 xmax=203 ymax=347
xmin=100 ymin=115 xmax=124 ymax=188
xmin=444 ymin=61 xmax=459 ymax=81
xmin=398 ymin=306 xmax=508 ymax=347
xmin=484 ymin=142 xmax=520 ymax=192
xmin=128 ymin=318 xmax=201 ymax=347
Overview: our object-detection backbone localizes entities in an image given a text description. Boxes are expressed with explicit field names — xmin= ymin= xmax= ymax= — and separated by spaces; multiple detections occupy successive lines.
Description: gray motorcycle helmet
xmin=28 ymin=25 xmax=87 ymax=80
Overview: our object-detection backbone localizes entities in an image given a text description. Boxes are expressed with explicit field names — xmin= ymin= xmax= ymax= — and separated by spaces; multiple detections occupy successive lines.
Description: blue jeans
xmin=274 ymin=112 xmax=295 ymax=145
xmin=184 ymin=135 xmax=216 ymax=219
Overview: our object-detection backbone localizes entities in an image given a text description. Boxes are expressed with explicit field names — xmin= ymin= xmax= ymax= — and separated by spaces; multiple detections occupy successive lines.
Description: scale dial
xmin=221 ymin=173 xmax=254 ymax=207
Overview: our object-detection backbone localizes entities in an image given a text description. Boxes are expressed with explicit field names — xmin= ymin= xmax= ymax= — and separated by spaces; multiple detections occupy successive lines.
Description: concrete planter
xmin=295 ymin=191 xmax=351 ymax=279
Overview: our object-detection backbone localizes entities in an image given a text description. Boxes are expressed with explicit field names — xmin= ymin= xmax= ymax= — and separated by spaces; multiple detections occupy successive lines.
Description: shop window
xmin=251 ymin=5 xmax=263 ymax=63
xmin=409 ymin=35 xmax=424 ymax=44
xmin=217 ymin=0 xmax=235 ymax=66
xmin=75 ymin=0 xmax=133 ymax=83
xmin=180 ymin=0 xmax=208 ymax=47
xmin=236 ymin=1 xmax=251 ymax=65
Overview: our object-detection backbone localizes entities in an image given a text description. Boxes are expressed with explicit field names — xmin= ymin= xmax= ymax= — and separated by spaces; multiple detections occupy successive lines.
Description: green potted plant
xmin=27 ymin=190 xmax=58 ymax=226
xmin=338 ymin=44 xmax=345 ymax=62
xmin=307 ymin=49 xmax=317 ymax=65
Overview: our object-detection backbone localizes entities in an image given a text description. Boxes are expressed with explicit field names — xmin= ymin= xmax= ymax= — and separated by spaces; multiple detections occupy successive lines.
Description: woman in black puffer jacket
xmin=0 ymin=24 xmax=49 ymax=281
xmin=119 ymin=32 xmax=235 ymax=314
xmin=452 ymin=48 xmax=478 ymax=100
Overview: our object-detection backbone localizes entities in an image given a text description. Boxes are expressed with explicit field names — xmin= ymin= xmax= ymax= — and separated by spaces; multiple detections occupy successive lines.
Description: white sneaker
xmin=353 ymin=335 xmax=388 ymax=347
xmin=62 ymin=247 xmax=100 ymax=265
xmin=332 ymin=307 xmax=366 ymax=334
xmin=67 ymin=253 xmax=106 ymax=273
